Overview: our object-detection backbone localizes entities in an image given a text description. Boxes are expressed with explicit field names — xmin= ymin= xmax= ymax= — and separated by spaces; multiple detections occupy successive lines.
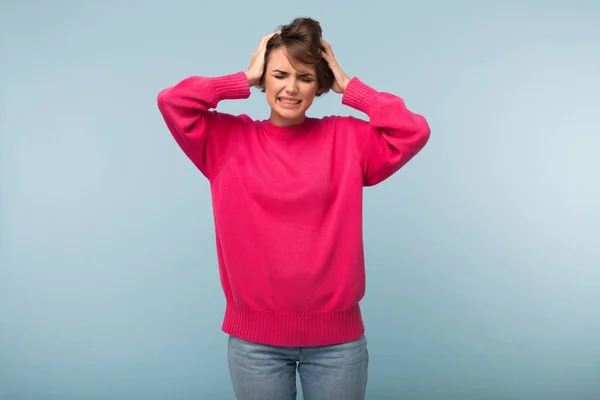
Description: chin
xmin=277 ymin=107 xmax=303 ymax=116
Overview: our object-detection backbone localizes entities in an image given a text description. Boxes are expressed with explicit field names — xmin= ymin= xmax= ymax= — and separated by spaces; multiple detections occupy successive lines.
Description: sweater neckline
xmin=258 ymin=117 xmax=318 ymax=137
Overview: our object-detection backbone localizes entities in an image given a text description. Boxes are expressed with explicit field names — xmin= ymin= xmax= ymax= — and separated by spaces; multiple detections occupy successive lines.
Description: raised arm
xmin=342 ymin=78 xmax=430 ymax=186
xmin=156 ymin=32 xmax=279 ymax=180
xmin=321 ymin=38 xmax=431 ymax=186
xmin=157 ymin=73 xmax=250 ymax=180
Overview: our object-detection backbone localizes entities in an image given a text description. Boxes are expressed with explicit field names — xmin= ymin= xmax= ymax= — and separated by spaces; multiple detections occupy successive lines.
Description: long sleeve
xmin=157 ymin=71 xmax=251 ymax=180
xmin=341 ymin=77 xmax=431 ymax=187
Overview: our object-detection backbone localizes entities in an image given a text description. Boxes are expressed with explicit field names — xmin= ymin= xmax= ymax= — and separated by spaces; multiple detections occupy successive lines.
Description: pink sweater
xmin=157 ymin=71 xmax=430 ymax=347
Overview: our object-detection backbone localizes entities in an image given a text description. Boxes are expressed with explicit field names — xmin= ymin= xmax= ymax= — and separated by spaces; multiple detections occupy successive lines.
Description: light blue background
xmin=1 ymin=1 xmax=599 ymax=399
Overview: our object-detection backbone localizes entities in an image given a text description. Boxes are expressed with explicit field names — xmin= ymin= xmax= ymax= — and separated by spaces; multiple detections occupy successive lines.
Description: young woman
xmin=157 ymin=17 xmax=430 ymax=400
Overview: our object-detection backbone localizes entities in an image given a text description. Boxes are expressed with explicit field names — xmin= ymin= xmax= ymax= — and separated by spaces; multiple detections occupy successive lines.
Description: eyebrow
xmin=272 ymin=69 xmax=315 ymax=77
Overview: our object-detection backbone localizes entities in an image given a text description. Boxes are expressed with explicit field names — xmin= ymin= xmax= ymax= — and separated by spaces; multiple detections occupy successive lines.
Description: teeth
xmin=280 ymin=98 xmax=300 ymax=104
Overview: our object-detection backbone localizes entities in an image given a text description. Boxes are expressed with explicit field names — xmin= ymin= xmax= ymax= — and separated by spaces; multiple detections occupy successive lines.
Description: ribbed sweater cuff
xmin=212 ymin=71 xmax=251 ymax=102
xmin=341 ymin=77 xmax=378 ymax=116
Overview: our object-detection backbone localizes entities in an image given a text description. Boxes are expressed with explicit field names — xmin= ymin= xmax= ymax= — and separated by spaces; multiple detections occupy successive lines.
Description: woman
xmin=157 ymin=17 xmax=430 ymax=400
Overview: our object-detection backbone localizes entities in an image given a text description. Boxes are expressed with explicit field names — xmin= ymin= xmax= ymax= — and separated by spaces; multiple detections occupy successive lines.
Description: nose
xmin=284 ymin=78 xmax=299 ymax=94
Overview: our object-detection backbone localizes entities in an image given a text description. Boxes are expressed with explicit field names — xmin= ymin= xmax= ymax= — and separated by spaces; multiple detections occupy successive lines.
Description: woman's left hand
xmin=320 ymin=38 xmax=350 ymax=94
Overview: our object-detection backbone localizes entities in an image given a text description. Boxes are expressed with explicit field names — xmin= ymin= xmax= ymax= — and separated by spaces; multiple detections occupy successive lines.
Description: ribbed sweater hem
xmin=221 ymin=302 xmax=365 ymax=347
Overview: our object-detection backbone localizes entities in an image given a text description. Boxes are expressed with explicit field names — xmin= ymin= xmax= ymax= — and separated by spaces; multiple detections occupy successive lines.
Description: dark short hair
xmin=258 ymin=17 xmax=334 ymax=96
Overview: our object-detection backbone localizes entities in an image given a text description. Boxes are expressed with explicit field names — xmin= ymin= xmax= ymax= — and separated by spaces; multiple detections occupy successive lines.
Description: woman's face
xmin=264 ymin=47 xmax=321 ymax=127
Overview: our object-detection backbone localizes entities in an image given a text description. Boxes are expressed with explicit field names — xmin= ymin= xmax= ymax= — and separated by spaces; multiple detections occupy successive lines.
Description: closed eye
xmin=273 ymin=75 xmax=314 ymax=83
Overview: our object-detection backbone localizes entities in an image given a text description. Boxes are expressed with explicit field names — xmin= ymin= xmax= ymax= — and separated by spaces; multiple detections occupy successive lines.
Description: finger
xmin=256 ymin=31 xmax=278 ymax=54
xmin=321 ymin=50 xmax=337 ymax=66
xmin=262 ymin=30 xmax=280 ymax=44
xmin=321 ymin=41 xmax=335 ymax=61
xmin=320 ymin=46 xmax=335 ymax=65
xmin=259 ymin=35 xmax=269 ymax=47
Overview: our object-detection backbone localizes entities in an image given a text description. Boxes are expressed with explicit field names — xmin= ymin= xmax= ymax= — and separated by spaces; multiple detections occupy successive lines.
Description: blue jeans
xmin=227 ymin=335 xmax=369 ymax=400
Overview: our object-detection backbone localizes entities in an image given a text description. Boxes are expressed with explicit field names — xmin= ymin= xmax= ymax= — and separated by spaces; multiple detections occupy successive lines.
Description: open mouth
xmin=278 ymin=97 xmax=302 ymax=106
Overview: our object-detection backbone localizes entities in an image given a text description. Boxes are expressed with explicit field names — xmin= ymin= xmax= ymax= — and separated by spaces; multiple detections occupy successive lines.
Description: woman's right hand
xmin=245 ymin=31 xmax=280 ymax=87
